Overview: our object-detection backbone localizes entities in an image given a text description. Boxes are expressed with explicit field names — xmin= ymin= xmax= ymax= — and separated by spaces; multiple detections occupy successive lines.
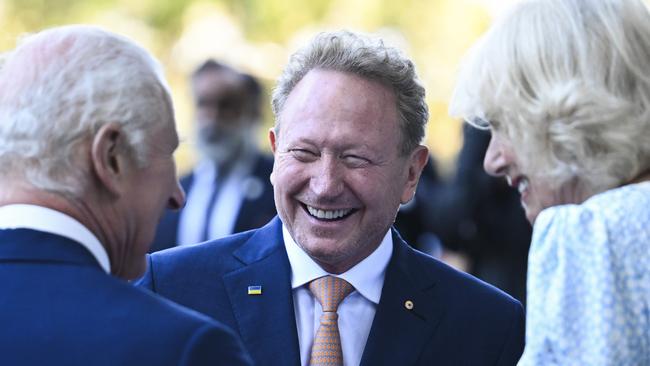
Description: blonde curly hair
xmin=450 ymin=0 xmax=650 ymax=195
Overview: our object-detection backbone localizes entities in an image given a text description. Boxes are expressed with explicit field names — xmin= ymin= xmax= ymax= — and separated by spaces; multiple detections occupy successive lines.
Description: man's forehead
xmin=276 ymin=70 xmax=401 ymax=150
xmin=149 ymin=122 xmax=179 ymax=152
xmin=280 ymin=69 xmax=398 ymax=122
xmin=291 ymin=69 xmax=394 ymax=101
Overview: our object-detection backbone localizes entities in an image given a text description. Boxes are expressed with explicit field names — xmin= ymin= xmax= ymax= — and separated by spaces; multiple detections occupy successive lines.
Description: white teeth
xmin=518 ymin=178 xmax=529 ymax=194
xmin=506 ymin=176 xmax=513 ymax=186
xmin=306 ymin=205 xmax=352 ymax=220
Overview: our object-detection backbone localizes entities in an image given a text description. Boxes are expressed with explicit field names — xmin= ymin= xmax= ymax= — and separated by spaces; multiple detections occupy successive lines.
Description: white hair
xmin=272 ymin=30 xmax=428 ymax=156
xmin=450 ymin=0 xmax=650 ymax=195
xmin=0 ymin=25 xmax=173 ymax=196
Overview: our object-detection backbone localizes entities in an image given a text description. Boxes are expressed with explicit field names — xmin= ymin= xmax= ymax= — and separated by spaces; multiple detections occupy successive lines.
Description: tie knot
xmin=309 ymin=276 xmax=354 ymax=312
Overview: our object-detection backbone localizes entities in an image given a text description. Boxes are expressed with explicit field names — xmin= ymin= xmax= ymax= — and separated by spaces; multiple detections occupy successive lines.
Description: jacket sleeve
xmin=496 ymin=300 xmax=525 ymax=366
xmin=180 ymin=322 xmax=253 ymax=366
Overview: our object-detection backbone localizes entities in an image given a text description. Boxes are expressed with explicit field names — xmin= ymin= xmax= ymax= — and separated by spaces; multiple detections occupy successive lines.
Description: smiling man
xmin=149 ymin=60 xmax=276 ymax=252
xmin=138 ymin=31 xmax=524 ymax=366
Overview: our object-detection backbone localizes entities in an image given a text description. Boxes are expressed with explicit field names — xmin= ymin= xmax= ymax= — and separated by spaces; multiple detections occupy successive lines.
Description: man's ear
xmin=268 ymin=127 xmax=278 ymax=154
xmin=400 ymin=145 xmax=429 ymax=204
xmin=268 ymin=127 xmax=278 ymax=185
xmin=91 ymin=123 xmax=128 ymax=197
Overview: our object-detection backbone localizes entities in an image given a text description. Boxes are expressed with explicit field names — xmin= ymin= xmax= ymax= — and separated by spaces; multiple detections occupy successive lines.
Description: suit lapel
xmin=360 ymin=230 xmax=444 ymax=365
xmin=222 ymin=218 xmax=301 ymax=366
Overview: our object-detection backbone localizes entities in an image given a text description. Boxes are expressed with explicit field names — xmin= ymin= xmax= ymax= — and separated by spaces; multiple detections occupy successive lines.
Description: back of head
xmin=450 ymin=0 xmax=650 ymax=194
xmin=0 ymin=25 xmax=172 ymax=196
xmin=271 ymin=30 xmax=428 ymax=156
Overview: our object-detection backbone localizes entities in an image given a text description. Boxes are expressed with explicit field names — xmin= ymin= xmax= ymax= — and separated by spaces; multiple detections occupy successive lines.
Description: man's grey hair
xmin=450 ymin=0 xmax=650 ymax=195
xmin=0 ymin=25 xmax=173 ymax=196
xmin=271 ymin=30 xmax=428 ymax=156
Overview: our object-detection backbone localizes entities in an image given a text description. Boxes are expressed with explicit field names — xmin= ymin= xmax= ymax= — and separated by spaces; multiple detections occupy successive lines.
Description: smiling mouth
xmin=302 ymin=203 xmax=357 ymax=221
xmin=507 ymin=176 xmax=530 ymax=195
xmin=517 ymin=178 xmax=529 ymax=194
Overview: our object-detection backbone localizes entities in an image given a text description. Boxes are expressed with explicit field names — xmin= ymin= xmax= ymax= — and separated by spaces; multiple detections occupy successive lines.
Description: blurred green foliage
xmin=0 ymin=0 xmax=496 ymax=171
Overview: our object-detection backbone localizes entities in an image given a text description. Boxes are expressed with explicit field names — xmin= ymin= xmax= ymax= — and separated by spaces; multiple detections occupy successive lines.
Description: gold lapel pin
xmin=404 ymin=300 xmax=414 ymax=310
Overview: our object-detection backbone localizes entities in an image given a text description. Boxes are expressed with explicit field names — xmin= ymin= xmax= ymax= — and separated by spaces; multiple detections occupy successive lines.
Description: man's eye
xmin=289 ymin=149 xmax=318 ymax=161
xmin=342 ymin=155 xmax=370 ymax=167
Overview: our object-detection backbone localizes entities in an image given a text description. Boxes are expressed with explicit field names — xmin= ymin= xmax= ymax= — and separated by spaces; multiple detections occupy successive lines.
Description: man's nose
xmin=198 ymin=107 xmax=218 ymax=125
xmin=168 ymin=181 xmax=186 ymax=211
xmin=310 ymin=156 xmax=344 ymax=198
xmin=197 ymin=100 xmax=229 ymax=124
xmin=483 ymin=134 xmax=508 ymax=177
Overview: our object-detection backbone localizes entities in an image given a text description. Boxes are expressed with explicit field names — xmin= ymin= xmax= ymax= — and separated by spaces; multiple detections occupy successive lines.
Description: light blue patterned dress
xmin=518 ymin=182 xmax=650 ymax=366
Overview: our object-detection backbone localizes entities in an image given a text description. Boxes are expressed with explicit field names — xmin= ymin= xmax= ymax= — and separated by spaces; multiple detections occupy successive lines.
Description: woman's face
xmin=483 ymin=130 xmax=585 ymax=224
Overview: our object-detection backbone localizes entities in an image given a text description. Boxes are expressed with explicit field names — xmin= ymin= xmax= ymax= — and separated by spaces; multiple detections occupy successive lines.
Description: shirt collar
xmin=0 ymin=204 xmax=111 ymax=274
xmin=283 ymin=224 xmax=393 ymax=304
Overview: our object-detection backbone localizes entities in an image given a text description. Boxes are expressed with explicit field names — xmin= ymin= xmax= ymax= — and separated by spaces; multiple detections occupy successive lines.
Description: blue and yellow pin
xmin=247 ymin=285 xmax=262 ymax=295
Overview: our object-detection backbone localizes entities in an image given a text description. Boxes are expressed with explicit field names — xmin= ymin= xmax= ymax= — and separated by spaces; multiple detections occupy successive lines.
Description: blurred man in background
xmin=150 ymin=60 xmax=276 ymax=252
xmin=0 ymin=25 xmax=250 ymax=366
xmin=445 ymin=127 xmax=531 ymax=303
xmin=421 ymin=126 xmax=532 ymax=303
xmin=393 ymin=157 xmax=444 ymax=257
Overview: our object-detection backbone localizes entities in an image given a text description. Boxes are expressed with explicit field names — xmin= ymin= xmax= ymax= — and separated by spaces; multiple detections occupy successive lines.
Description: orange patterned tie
xmin=308 ymin=276 xmax=354 ymax=366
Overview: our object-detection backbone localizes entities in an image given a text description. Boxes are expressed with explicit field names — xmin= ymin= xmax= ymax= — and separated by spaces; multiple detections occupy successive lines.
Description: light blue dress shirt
xmin=519 ymin=182 xmax=650 ymax=366
xmin=178 ymin=153 xmax=257 ymax=245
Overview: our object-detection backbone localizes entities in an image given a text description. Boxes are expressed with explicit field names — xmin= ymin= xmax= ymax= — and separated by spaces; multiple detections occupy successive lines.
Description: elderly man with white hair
xmin=0 ymin=25 xmax=251 ymax=366
xmin=139 ymin=30 xmax=525 ymax=366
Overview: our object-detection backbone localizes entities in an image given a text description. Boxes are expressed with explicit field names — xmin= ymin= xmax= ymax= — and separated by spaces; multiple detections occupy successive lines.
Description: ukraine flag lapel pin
xmin=248 ymin=285 xmax=262 ymax=295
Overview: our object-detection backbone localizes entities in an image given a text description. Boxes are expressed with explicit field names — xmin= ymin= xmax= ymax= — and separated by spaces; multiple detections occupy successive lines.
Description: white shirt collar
xmin=0 ymin=204 xmax=111 ymax=274
xmin=283 ymin=224 xmax=393 ymax=304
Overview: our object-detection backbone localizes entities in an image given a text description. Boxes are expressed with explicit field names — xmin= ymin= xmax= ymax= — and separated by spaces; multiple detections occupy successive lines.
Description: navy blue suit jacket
xmin=0 ymin=229 xmax=251 ymax=366
xmin=149 ymin=153 xmax=276 ymax=253
xmin=138 ymin=217 xmax=525 ymax=365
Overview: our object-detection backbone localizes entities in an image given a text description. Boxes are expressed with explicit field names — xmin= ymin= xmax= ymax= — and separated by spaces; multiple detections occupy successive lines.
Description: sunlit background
xmin=0 ymin=0 xmax=520 ymax=174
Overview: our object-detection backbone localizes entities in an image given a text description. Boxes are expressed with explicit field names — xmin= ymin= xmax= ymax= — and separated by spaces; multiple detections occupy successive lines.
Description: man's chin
xmin=299 ymin=238 xmax=354 ymax=266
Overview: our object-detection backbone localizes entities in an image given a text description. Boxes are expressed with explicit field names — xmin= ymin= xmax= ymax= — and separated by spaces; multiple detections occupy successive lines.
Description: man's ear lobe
xmin=91 ymin=123 xmax=127 ymax=197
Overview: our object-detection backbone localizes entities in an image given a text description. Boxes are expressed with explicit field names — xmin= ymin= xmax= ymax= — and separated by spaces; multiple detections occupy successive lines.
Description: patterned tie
xmin=308 ymin=276 xmax=354 ymax=366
